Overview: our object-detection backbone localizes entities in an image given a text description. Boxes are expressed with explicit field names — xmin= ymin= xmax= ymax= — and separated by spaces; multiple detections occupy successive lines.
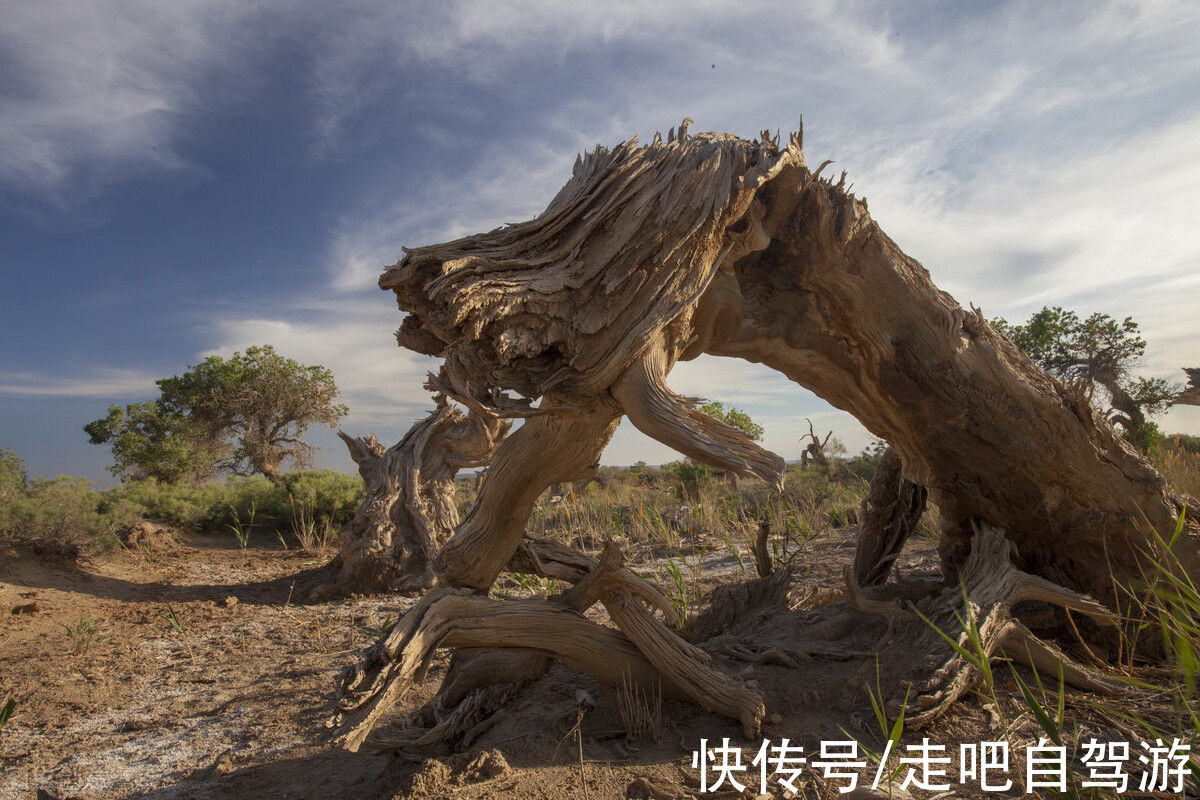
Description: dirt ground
xmin=1 ymin=526 xmax=990 ymax=800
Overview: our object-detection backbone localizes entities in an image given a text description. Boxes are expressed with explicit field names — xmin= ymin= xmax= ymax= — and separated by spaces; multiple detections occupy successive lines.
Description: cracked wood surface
xmin=382 ymin=122 xmax=1197 ymax=600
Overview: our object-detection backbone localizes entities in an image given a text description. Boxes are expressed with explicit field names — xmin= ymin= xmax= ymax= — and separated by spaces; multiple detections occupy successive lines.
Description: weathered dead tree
xmin=799 ymin=417 xmax=833 ymax=470
xmin=330 ymin=121 xmax=1200 ymax=748
xmin=1176 ymin=367 xmax=1200 ymax=406
xmin=854 ymin=447 xmax=928 ymax=586
xmin=313 ymin=396 xmax=507 ymax=598
xmin=386 ymin=123 xmax=1196 ymax=599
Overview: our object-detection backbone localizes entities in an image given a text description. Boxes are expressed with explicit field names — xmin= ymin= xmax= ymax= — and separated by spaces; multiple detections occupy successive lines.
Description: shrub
xmin=0 ymin=472 xmax=132 ymax=557
xmin=1 ymin=450 xmax=364 ymax=557
xmin=845 ymin=438 xmax=888 ymax=481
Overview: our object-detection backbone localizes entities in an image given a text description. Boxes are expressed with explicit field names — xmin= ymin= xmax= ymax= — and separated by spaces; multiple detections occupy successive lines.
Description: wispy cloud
xmin=327 ymin=136 xmax=584 ymax=291
xmin=6 ymin=0 xmax=1198 ymax=474
xmin=0 ymin=1 xmax=267 ymax=202
xmin=200 ymin=297 xmax=442 ymax=429
xmin=0 ymin=368 xmax=158 ymax=398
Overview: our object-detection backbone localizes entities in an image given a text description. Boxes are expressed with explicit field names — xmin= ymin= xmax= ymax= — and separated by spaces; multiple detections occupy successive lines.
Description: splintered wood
xmin=327 ymin=122 xmax=1199 ymax=751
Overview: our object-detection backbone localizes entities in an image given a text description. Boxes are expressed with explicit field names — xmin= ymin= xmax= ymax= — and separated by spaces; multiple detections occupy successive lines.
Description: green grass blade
xmin=1008 ymin=662 xmax=1062 ymax=746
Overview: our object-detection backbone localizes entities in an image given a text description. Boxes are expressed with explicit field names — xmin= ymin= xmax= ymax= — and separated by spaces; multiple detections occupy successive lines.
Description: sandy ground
xmin=1 ymin=526 xmax=968 ymax=800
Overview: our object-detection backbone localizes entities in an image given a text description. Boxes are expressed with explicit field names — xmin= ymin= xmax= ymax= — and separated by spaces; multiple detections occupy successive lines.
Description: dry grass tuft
xmin=617 ymin=672 xmax=663 ymax=742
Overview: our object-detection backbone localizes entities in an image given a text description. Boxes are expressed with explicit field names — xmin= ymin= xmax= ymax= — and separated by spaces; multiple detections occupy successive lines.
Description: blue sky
xmin=2 ymin=0 xmax=1199 ymax=482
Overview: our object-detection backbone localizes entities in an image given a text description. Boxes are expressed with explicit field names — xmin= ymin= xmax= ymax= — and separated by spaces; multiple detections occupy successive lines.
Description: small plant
xmin=289 ymin=490 xmax=336 ymax=551
xmin=720 ymin=531 xmax=746 ymax=582
xmin=911 ymin=583 xmax=1006 ymax=724
xmin=227 ymin=500 xmax=256 ymax=549
xmin=853 ymin=666 xmax=909 ymax=790
xmin=354 ymin=613 xmax=397 ymax=639
xmin=161 ymin=602 xmax=195 ymax=662
xmin=0 ymin=696 xmax=15 ymax=731
xmin=501 ymin=572 xmax=559 ymax=596
xmin=60 ymin=613 xmax=105 ymax=655
xmin=660 ymin=556 xmax=701 ymax=630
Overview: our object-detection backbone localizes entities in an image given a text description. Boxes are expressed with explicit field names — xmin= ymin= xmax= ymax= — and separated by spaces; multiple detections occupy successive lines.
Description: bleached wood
xmin=383 ymin=123 xmax=1197 ymax=599
xmin=315 ymin=395 xmax=506 ymax=597
xmin=845 ymin=524 xmax=1119 ymax=727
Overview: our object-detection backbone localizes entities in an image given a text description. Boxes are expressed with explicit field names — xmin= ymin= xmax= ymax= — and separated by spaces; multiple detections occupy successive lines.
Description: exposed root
xmin=510 ymin=536 xmax=678 ymax=625
xmin=329 ymin=588 xmax=665 ymax=752
xmin=689 ymin=567 xmax=791 ymax=642
xmin=846 ymin=523 xmax=1121 ymax=727
xmin=705 ymin=638 xmax=872 ymax=667
xmin=331 ymin=540 xmax=762 ymax=751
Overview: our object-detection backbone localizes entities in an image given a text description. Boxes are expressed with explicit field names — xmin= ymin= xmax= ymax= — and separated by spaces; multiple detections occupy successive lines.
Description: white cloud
xmin=327 ymin=136 xmax=581 ymax=290
xmin=200 ymin=297 xmax=440 ymax=427
xmin=7 ymin=0 xmax=1199 ymax=471
xmin=0 ymin=368 xmax=157 ymax=398
xmin=0 ymin=1 xmax=267 ymax=201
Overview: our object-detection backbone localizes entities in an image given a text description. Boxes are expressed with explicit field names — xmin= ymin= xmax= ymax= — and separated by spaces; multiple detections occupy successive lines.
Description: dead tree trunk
xmin=854 ymin=447 xmax=928 ymax=586
xmin=386 ymin=125 xmax=1197 ymax=603
xmin=700 ymin=142 xmax=1199 ymax=601
xmin=328 ymin=124 xmax=1199 ymax=749
xmin=799 ymin=417 xmax=832 ymax=471
xmin=314 ymin=396 xmax=507 ymax=598
xmin=1176 ymin=367 xmax=1200 ymax=406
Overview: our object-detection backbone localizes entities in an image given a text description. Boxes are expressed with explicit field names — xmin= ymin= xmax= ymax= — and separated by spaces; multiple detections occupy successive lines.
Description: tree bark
xmin=701 ymin=152 xmax=1199 ymax=601
xmin=383 ymin=123 xmax=1197 ymax=606
xmin=314 ymin=396 xmax=507 ymax=598
xmin=845 ymin=524 xmax=1120 ymax=727
xmin=854 ymin=447 xmax=928 ymax=586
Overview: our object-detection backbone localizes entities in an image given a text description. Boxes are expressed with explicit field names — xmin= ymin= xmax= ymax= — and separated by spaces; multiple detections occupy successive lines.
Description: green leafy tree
xmin=86 ymin=345 xmax=349 ymax=483
xmin=84 ymin=401 xmax=222 ymax=483
xmin=992 ymin=307 xmax=1176 ymax=451
xmin=698 ymin=400 xmax=764 ymax=441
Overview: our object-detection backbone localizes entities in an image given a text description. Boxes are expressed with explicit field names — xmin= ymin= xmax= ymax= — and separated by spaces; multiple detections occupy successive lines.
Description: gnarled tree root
xmin=330 ymin=541 xmax=763 ymax=752
xmin=846 ymin=523 xmax=1121 ymax=727
xmin=311 ymin=396 xmax=507 ymax=600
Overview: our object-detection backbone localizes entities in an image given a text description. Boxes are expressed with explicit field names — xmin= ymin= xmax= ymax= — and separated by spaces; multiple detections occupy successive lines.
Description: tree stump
xmin=853 ymin=447 xmax=928 ymax=586
xmin=313 ymin=396 xmax=507 ymax=598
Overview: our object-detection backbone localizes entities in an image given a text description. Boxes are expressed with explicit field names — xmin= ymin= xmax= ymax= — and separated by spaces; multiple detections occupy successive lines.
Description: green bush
xmin=97 ymin=470 xmax=363 ymax=536
xmin=845 ymin=438 xmax=888 ymax=481
xmin=1 ymin=447 xmax=364 ymax=557
xmin=661 ymin=460 xmax=716 ymax=501
xmin=1 ymin=447 xmax=26 ymax=499
xmin=0 ymin=469 xmax=132 ymax=557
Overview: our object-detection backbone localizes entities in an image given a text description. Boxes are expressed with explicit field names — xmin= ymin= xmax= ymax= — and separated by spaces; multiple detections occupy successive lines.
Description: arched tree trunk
xmin=391 ymin=125 xmax=1199 ymax=601
xmin=854 ymin=447 xmax=928 ymax=586
xmin=330 ymin=124 xmax=1199 ymax=750
xmin=313 ymin=396 xmax=508 ymax=598
xmin=701 ymin=152 xmax=1199 ymax=601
